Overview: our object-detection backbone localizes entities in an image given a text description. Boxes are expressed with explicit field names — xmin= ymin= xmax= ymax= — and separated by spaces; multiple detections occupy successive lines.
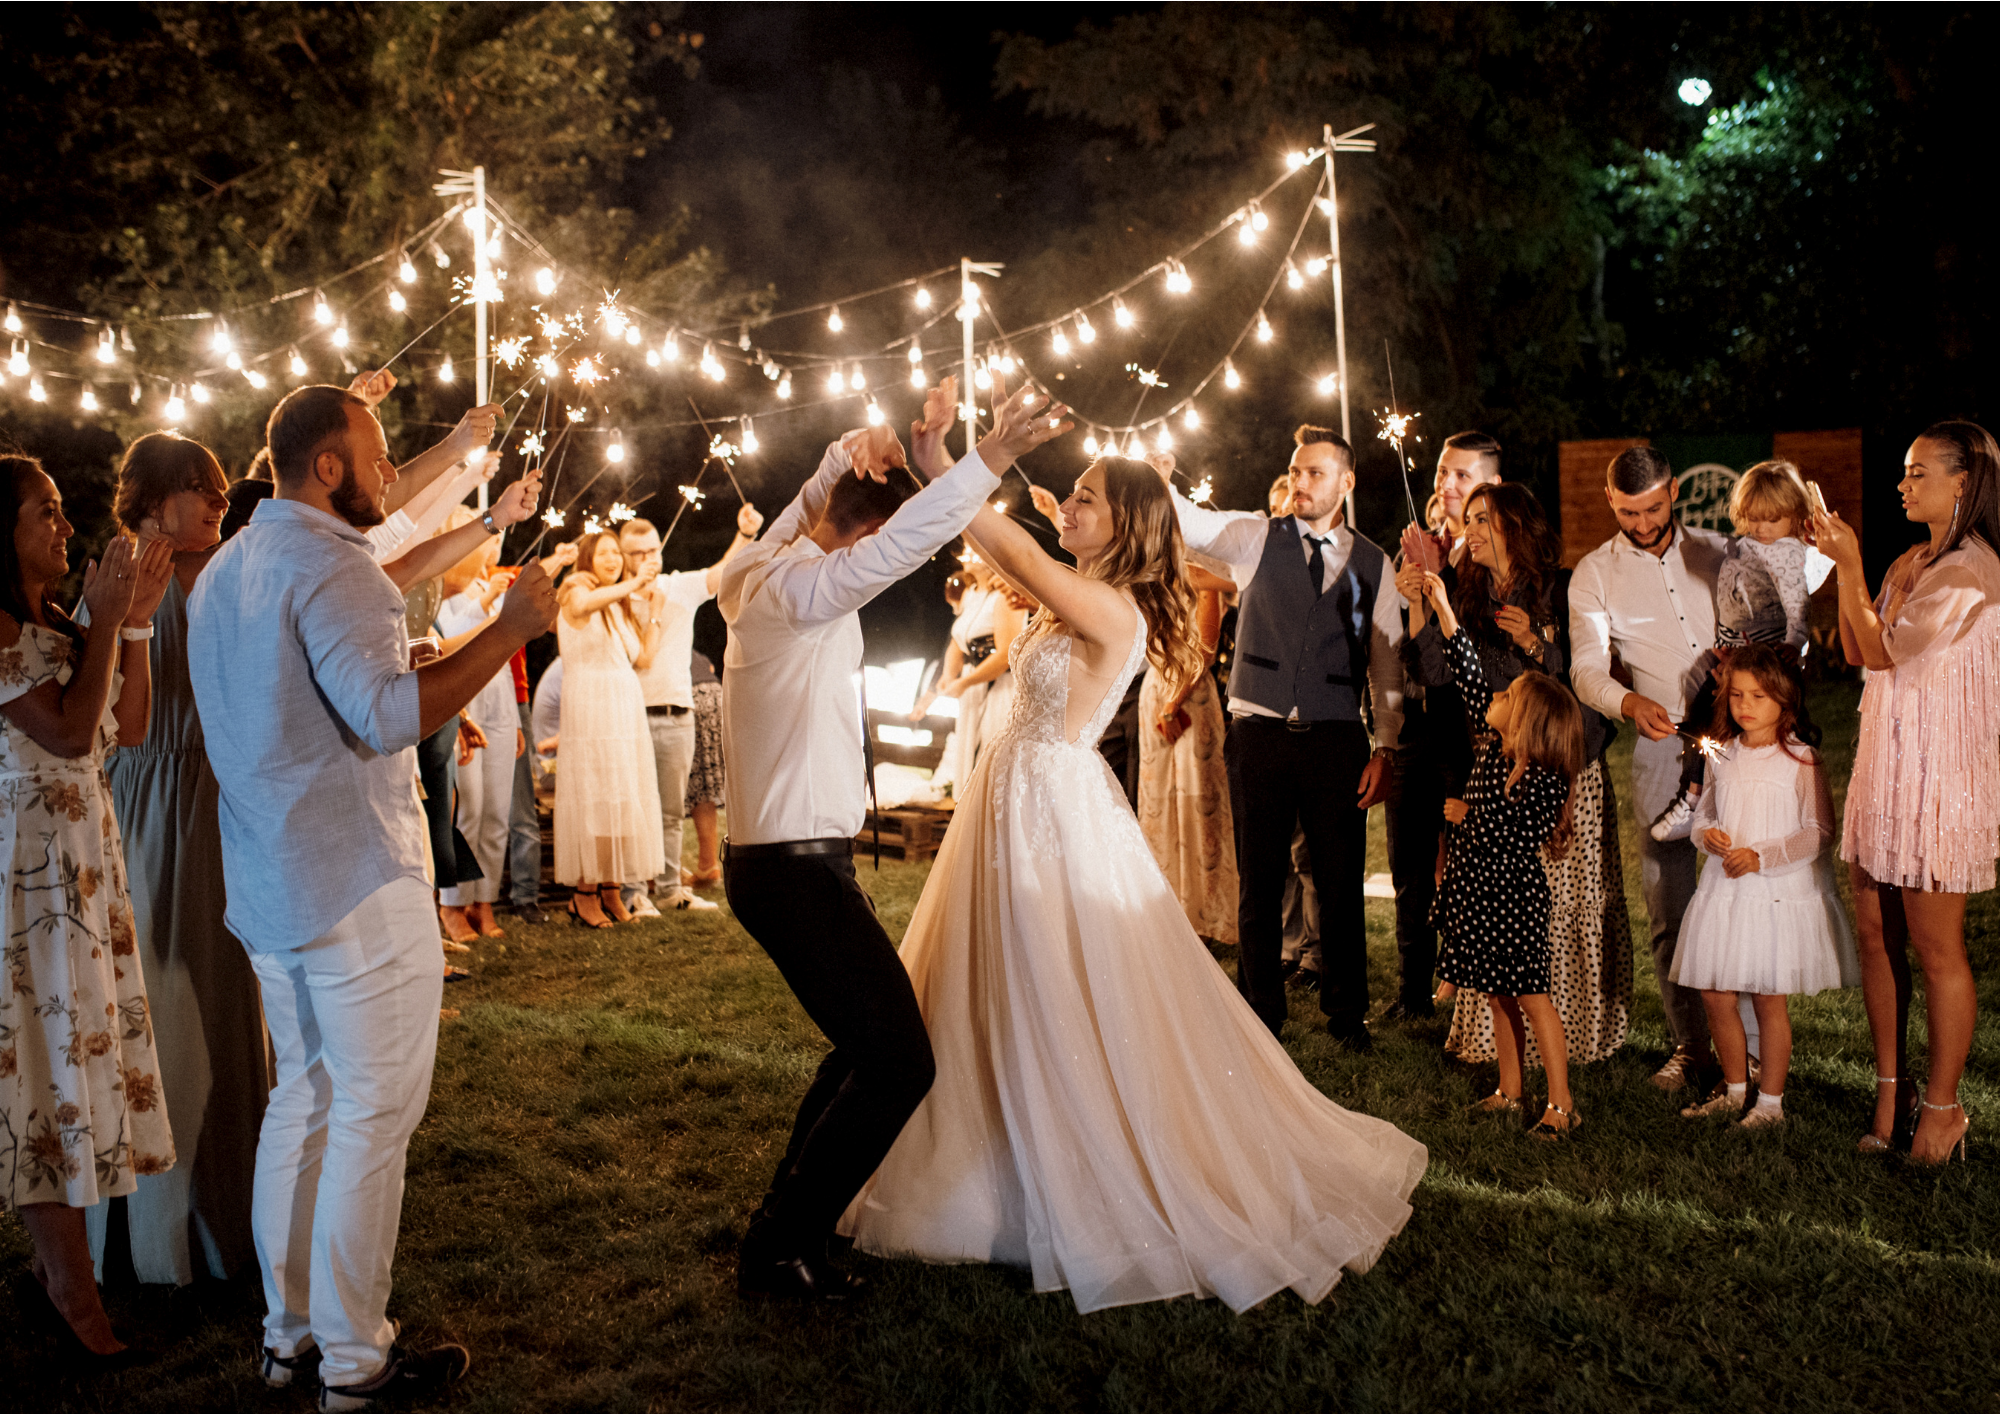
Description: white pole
xmin=1322 ymin=125 xmax=1354 ymax=528
xmin=960 ymin=256 xmax=976 ymax=458
xmin=474 ymin=164 xmax=490 ymax=511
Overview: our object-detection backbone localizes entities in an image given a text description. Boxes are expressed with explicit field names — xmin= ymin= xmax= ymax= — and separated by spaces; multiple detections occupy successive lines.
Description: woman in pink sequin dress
xmin=1817 ymin=420 xmax=2000 ymax=1164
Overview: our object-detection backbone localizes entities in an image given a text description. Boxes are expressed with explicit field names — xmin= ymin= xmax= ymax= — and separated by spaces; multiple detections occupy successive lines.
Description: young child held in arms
xmin=1419 ymin=571 xmax=1587 ymax=1139
xmin=1669 ymin=645 xmax=1858 ymax=1127
xmin=1653 ymin=461 xmax=1825 ymax=841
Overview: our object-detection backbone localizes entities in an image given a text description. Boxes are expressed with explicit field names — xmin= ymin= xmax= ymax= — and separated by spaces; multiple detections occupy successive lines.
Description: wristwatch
xmin=481 ymin=510 xmax=500 ymax=536
xmin=119 ymin=625 xmax=154 ymax=642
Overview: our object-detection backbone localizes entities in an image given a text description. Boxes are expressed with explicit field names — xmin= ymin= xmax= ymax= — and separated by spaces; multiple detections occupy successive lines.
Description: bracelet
xmin=481 ymin=510 xmax=500 ymax=536
xmin=119 ymin=625 xmax=154 ymax=642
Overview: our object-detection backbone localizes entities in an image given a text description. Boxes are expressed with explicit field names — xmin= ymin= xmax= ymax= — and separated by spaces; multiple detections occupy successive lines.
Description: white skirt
xmin=1670 ymin=856 xmax=1860 ymax=995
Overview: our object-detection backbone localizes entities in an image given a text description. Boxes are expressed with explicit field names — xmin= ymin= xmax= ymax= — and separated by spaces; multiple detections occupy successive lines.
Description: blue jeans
xmin=507 ymin=701 xmax=541 ymax=907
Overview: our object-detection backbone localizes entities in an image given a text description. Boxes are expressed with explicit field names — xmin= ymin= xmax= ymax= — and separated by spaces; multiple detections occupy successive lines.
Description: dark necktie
xmin=1306 ymin=534 xmax=1329 ymax=599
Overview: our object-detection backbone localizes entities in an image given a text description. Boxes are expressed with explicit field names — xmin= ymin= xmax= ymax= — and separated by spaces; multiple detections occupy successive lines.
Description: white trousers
xmin=441 ymin=725 xmax=516 ymax=906
xmin=246 ymin=875 xmax=444 ymax=1388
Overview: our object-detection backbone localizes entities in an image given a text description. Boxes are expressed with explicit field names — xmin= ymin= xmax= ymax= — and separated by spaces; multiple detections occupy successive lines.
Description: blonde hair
xmin=1504 ymin=670 xmax=1585 ymax=860
xmin=1075 ymin=456 xmax=1206 ymax=700
xmin=1729 ymin=460 xmax=1810 ymax=533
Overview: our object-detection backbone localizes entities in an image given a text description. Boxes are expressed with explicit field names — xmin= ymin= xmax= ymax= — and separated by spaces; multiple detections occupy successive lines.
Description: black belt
xmin=646 ymin=704 xmax=691 ymax=717
xmin=723 ymin=836 xmax=853 ymax=861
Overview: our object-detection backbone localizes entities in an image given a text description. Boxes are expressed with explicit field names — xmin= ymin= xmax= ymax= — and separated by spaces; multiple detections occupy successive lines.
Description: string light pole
xmin=959 ymin=257 xmax=1003 ymax=455
xmin=435 ymin=166 xmax=495 ymax=508
xmin=1320 ymin=123 xmax=1376 ymax=526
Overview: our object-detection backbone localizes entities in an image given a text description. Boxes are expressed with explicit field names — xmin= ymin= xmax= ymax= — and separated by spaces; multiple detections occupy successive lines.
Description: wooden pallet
xmin=856 ymin=805 xmax=954 ymax=862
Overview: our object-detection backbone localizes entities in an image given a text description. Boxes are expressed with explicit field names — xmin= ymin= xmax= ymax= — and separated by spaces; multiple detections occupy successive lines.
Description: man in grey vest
xmin=1168 ymin=426 xmax=1404 ymax=1048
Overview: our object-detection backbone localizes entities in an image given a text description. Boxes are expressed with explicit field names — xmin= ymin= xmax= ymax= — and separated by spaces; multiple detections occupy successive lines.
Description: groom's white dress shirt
xmin=1568 ymin=522 xmax=1727 ymax=722
xmin=720 ymin=439 xmax=998 ymax=846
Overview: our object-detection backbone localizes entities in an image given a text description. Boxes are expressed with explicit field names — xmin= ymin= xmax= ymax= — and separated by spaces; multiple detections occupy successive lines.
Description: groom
xmin=720 ymin=378 xmax=1067 ymax=1300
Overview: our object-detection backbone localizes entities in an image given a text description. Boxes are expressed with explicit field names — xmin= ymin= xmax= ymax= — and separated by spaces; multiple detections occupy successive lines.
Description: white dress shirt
xmin=632 ymin=570 xmax=713 ymax=708
xmin=1171 ymin=494 xmax=1405 ymax=747
xmin=720 ymin=439 xmax=999 ymax=845
xmin=1568 ymin=522 xmax=1728 ymax=721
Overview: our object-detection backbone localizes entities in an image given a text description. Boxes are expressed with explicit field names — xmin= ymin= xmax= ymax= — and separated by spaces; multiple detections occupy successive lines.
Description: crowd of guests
xmin=0 ymin=362 xmax=1994 ymax=1393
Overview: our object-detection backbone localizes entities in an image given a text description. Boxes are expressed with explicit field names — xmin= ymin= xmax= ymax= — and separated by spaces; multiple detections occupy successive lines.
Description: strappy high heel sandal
xmin=1910 ymin=1098 xmax=1971 ymax=1166
xmin=1529 ymin=1101 xmax=1580 ymax=1142
xmin=1857 ymin=1075 xmax=1917 ymax=1154
xmin=1467 ymin=1090 xmax=1523 ymax=1116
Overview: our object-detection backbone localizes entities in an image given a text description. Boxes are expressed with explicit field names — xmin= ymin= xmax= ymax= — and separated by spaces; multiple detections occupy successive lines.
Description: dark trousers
xmin=418 ymin=717 xmax=481 ymax=889
xmin=506 ymin=701 xmax=541 ymax=907
xmin=1226 ymin=716 xmax=1372 ymax=1035
xmin=724 ymin=851 xmax=936 ymax=1256
xmin=1095 ymin=674 xmax=1145 ymax=811
xmin=1384 ymin=699 xmax=1447 ymax=1006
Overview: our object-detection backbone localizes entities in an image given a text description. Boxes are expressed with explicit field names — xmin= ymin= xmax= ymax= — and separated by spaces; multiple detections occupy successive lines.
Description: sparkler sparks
xmin=541 ymin=506 xmax=566 ymax=528
xmin=495 ymin=336 xmax=527 ymax=369
xmin=570 ymin=355 xmax=603 ymax=387
xmin=520 ymin=431 xmax=546 ymax=459
xmin=679 ymin=483 xmax=707 ymax=506
xmin=608 ymin=502 xmax=636 ymax=523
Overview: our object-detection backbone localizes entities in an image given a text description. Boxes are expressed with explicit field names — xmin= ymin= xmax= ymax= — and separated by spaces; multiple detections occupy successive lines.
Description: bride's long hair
xmin=1076 ymin=456 xmax=1206 ymax=701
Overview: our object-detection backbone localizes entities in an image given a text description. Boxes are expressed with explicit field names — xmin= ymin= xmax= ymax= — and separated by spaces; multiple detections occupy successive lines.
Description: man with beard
xmin=1568 ymin=446 xmax=1728 ymax=1094
xmin=1168 ymin=425 xmax=1405 ymax=1050
xmin=189 ymin=384 xmax=557 ymax=1409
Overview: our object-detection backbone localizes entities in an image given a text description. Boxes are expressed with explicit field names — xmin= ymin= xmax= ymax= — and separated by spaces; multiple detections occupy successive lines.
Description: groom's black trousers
xmin=1226 ymin=716 xmax=1372 ymax=1036
xmin=724 ymin=846 xmax=935 ymax=1256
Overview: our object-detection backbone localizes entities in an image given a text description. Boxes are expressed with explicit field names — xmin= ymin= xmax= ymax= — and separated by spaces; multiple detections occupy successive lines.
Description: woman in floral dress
xmin=1 ymin=452 xmax=176 ymax=1357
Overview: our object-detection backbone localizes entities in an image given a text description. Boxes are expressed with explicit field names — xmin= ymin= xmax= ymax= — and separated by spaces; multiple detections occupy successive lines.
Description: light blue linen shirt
xmin=188 ymin=498 xmax=428 ymax=952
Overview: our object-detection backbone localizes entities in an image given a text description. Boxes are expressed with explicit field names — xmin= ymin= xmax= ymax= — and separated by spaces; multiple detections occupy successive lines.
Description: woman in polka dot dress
xmin=1416 ymin=571 xmax=1587 ymax=1140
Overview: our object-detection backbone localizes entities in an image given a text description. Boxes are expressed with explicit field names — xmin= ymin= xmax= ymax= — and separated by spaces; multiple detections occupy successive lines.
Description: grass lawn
xmin=6 ymin=680 xmax=1998 ymax=1411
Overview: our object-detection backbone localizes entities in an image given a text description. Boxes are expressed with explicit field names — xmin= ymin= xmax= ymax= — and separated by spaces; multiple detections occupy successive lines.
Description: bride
xmin=841 ymin=428 xmax=1428 ymax=1313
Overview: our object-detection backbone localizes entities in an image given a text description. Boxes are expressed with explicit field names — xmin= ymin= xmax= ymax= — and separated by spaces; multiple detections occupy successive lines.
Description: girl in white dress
xmin=1671 ymin=644 xmax=1859 ymax=1128
xmin=842 ymin=444 xmax=1427 ymax=1314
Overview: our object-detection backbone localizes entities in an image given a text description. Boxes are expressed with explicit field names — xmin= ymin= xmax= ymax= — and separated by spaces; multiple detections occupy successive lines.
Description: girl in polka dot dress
xmin=1418 ymin=571 xmax=1587 ymax=1139
xmin=1670 ymin=645 xmax=1858 ymax=1129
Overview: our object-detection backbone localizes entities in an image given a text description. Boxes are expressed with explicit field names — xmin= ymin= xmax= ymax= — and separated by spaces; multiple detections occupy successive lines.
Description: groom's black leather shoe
xmin=1327 ymin=1020 xmax=1375 ymax=1054
xmin=737 ymin=1253 xmax=868 ymax=1303
xmin=1376 ymin=998 xmax=1435 ymax=1024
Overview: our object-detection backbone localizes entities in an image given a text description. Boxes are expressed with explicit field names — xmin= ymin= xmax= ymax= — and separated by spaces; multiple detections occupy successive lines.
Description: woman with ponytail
xmin=1818 ymin=419 xmax=2000 ymax=1164
xmin=842 ymin=412 xmax=1426 ymax=1315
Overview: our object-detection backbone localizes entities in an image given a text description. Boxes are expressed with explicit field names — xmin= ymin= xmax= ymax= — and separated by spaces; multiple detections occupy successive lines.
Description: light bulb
xmin=28 ymin=378 xmax=46 ymax=403
xmin=907 ymin=344 xmax=924 ymax=364
xmin=1238 ymin=218 xmax=1258 ymax=247
xmin=289 ymin=349 xmax=308 ymax=377
xmin=211 ymin=321 xmax=233 ymax=354
xmin=1155 ymin=426 xmax=1173 ymax=451
xmin=1076 ymin=313 xmax=1096 ymax=344
xmin=332 ymin=324 xmax=350 ymax=348
xmin=1256 ymin=312 xmax=1274 ymax=343
xmin=128 ymin=381 xmax=141 ymax=404
xmin=826 ymin=368 xmax=845 ymax=395
xmin=1679 ymin=77 xmax=1712 ymax=107
xmin=538 ymin=354 xmax=558 ymax=379
xmin=625 ymin=325 xmax=641 ymax=347
xmin=776 ymin=375 xmax=792 ymax=399
xmin=914 ymin=287 xmax=932 ymax=309
xmin=313 ymin=294 xmax=333 ymax=326
xmin=865 ymin=400 xmax=885 ymax=426
xmin=225 ymin=351 xmax=242 ymax=370
xmin=1224 ymin=361 xmax=1242 ymax=390
xmin=827 ymin=305 xmax=844 ymax=333
xmin=399 ymin=254 xmax=417 ymax=284
xmin=1317 ymin=373 xmax=1337 ymax=396
xmin=961 ymin=280 xmax=980 ymax=310
xmin=439 ymin=355 xmax=455 ymax=383
xmin=485 ymin=235 xmax=502 ymax=259
xmin=1165 ymin=262 xmax=1192 ymax=294
xmin=165 ymin=391 xmax=186 ymax=422
xmin=80 ymin=387 xmax=99 ymax=412
xmin=663 ymin=333 xmax=681 ymax=363
xmin=1082 ymin=433 xmax=1099 ymax=456
xmin=1251 ymin=205 xmax=1270 ymax=232
xmin=1113 ymin=299 xmax=1134 ymax=329
xmin=606 ymin=438 xmax=625 ymax=464
xmin=1184 ymin=405 xmax=1201 ymax=430
xmin=432 ymin=243 xmax=451 ymax=268
xmin=2 ymin=304 xmax=20 ymax=333
xmin=646 ymin=349 xmax=660 ymax=369
xmin=96 ymin=327 xmax=116 ymax=364
xmin=1316 ymin=197 xmax=1335 ymax=217
xmin=974 ymin=367 xmax=991 ymax=390
xmin=909 ymin=368 xmax=926 ymax=390
xmin=1287 ymin=262 xmax=1305 ymax=291
xmin=849 ymin=365 xmax=866 ymax=392
xmin=999 ymin=355 xmax=1016 ymax=375
xmin=6 ymin=346 xmax=27 ymax=377
xmin=1286 ymin=150 xmax=1309 ymax=170
xmin=1052 ymin=328 xmax=1070 ymax=356
xmin=191 ymin=381 xmax=211 ymax=404
xmin=535 ymin=268 xmax=556 ymax=297
xmin=389 ymin=289 xmax=407 ymax=312
xmin=1306 ymin=256 xmax=1328 ymax=277
xmin=741 ymin=418 xmax=760 ymax=453
xmin=245 ymin=368 xmax=268 ymax=390
xmin=1126 ymin=434 xmax=1146 ymax=459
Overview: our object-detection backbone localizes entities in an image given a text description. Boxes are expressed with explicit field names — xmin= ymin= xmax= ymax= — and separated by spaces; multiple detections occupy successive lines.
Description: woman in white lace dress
xmin=843 ymin=450 xmax=1427 ymax=1314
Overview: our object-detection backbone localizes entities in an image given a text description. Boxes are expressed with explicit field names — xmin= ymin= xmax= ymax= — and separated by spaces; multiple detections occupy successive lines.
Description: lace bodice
xmin=995 ymin=604 xmax=1148 ymax=751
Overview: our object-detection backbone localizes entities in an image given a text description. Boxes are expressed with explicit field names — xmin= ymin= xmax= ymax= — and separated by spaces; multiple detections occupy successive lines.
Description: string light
xmin=1286 ymin=150 xmax=1310 ymax=170
xmin=740 ymin=416 xmax=760 ymax=453
xmin=1076 ymin=311 xmax=1096 ymax=345
xmin=907 ymin=344 xmax=924 ymax=364
xmin=389 ymin=289 xmax=408 ymax=312
xmin=439 ymin=354 xmax=455 ymax=383
xmin=289 ymin=348 xmax=308 ymax=377
xmin=1255 ymin=311 xmax=1274 ymax=343
xmin=165 ymin=388 xmax=186 ymax=422
xmin=1155 ymin=425 xmax=1174 ymax=452
xmin=431 ymin=241 xmax=451 ymax=268
xmin=909 ymin=367 xmax=926 ymax=390
xmin=225 ymin=351 xmax=242 ymax=370
xmin=399 ymin=253 xmax=418 ymax=284
xmin=191 ymin=381 xmax=211 ymax=404
xmin=865 ymin=399 xmax=885 ymax=426
xmin=331 ymin=323 xmax=350 ymax=349
xmin=1251 ymin=203 xmax=1270 ymax=232
xmin=1224 ymin=360 xmax=1242 ymax=390
xmin=913 ymin=287 xmax=931 ymax=309
xmin=80 ymin=387 xmax=98 ymax=412
xmin=1237 ymin=212 xmax=1259 ymax=247
xmin=825 ymin=367 xmax=845 ymax=396
xmin=96 ymin=327 xmax=116 ymax=364
xmin=1165 ymin=261 xmax=1193 ymax=294
xmin=974 ymin=365 xmax=991 ymax=391
xmin=1082 ymin=432 xmax=1099 ymax=456
xmin=129 ymin=381 xmax=141 ymax=405
xmin=827 ymin=305 xmax=844 ymax=333
xmin=849 ymin=364 xmax=866 ymax=392
xmin=699 ymin=343 xmax=725 ymax=382
xmin=27 ymin=377 xmax=46 ymax=403
xmin=624 ymin=325 xmax=641 ymax=346
xmin=7 ymin=343 xmax=28 ymax=377
xmin=661 ymin=332 xmax=681 ymax=363
xmin=1305 ymin=256 xmax=1328 ymax=277
xmin=1052 ymin=327 xmax=1071 ymax=356
xmin=535 ymin=268 xmax=557 ymax=297
xmin=210 ymin=321 xmax=233 ymax=355
xmin=3 ymin=304 xmax=20 ymax=334
xmin=244 ymin=368 xmax=268 ymax=390
xmin=1317 ymin=373 xmax=1337 ymax=397
xmin=1184 ymin=405 xmax=1201 ymax=430
xmin=1113 ymin=299 xmax=1135 ymax=330
xmin=1125 ymin=432 xmax=1147 ymax=459
xmin=312 ymin=292 xmax=333 ymax=326
xmin=776 ymin=373 xmax=792 ymax=399
xmin=998 ymin=353 xmax=1016 ymax=375
xmin=605 ymin=432 xmax=625 ymax=464
xmin=646 ymin=348 xmax=661 ymax=369
xmin=1286 ymin=261 xmax=1305 ymax=292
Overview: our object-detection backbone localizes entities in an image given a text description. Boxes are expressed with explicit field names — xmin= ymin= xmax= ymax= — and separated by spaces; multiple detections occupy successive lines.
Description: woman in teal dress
xmin=87 ymin=432 xmax=268 ymax=1286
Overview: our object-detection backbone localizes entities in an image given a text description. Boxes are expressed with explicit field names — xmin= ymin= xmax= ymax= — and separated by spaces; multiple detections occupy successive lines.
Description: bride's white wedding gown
xmin=840 ymin=605 xmax=1427 ymax=1313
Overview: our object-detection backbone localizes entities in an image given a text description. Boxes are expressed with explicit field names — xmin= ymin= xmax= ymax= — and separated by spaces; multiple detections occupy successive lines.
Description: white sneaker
xmin=1649 ymin=789 xmax=1699 ymax=842
xmin=628 ymin=894 xmax=662 ymax=919
xmin=665 ymin=888 xmax=719 ymax=912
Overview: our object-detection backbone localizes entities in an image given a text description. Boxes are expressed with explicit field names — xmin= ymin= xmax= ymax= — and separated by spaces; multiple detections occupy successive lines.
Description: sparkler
xmin=1375 ymin=341 xmax=1424 ymax=527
